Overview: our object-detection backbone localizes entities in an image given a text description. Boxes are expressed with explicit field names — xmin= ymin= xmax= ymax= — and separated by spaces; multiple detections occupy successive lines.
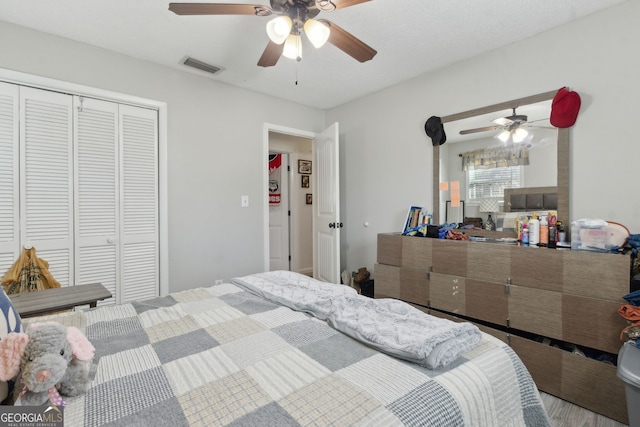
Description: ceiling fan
xmin=459 ymin=108 xmax=548 ymax=143
xmin=168 ymin=0 xmax=377 ymax=67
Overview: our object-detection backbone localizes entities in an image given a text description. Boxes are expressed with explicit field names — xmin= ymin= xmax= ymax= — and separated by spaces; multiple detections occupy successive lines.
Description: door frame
xmin=262 ymin=123 xmax=316 ymax=272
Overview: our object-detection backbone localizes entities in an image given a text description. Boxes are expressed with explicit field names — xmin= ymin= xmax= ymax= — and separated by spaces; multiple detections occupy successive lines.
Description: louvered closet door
xmin=0 ymin=82 xmax=19 ymax=275
xmin=119 ymin=105 xmax=159 ymax=303
xmin=20 ymin=87 xmax=73 ymax=286
xmin=74 ymin=97 xmax=119 ymax=304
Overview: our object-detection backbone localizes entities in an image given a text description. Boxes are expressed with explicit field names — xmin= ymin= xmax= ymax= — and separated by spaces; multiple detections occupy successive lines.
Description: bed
xmin=7 ymin=271 xmax=550 ymax=426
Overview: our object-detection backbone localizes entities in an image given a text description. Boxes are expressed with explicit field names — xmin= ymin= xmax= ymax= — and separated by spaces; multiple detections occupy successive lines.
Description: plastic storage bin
xmin=571 ymin=219 xmax=608 ymax=252
xmin=617 ymin=341 xmax=640 ymax=426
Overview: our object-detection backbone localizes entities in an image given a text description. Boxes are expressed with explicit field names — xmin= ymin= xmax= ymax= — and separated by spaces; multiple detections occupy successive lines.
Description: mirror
xmin=432 ymin=90 xmax=570 ymax=235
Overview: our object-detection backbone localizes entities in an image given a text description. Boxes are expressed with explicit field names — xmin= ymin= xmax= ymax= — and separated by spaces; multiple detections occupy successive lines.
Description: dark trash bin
xmin=360 ymin=279 xmax=374 ymax=298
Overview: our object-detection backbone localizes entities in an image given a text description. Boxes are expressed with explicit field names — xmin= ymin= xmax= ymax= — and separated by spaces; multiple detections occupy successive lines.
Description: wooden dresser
xmin=375 ymin=233 xmax=630 ymax=424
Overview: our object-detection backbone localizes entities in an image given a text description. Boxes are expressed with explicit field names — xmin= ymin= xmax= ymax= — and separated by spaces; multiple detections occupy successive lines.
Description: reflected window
xmin=467 ymin=166 xmax=522 ymax=200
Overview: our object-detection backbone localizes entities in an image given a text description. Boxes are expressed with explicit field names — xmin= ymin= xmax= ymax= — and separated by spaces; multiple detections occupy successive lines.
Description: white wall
xmin=0 ymin=21 xmax=325 ymax=291
xmin=327 ymin=0 xmax=640 ymax=276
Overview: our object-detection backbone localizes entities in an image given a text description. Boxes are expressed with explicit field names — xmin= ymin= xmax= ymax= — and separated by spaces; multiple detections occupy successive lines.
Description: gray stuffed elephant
xmin=0 ymin=321 xmax=95 ymax=406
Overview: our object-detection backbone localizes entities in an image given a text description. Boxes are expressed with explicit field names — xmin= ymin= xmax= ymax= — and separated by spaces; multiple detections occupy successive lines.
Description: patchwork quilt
xmin=27 ymin=280 xmax=550 ymax=426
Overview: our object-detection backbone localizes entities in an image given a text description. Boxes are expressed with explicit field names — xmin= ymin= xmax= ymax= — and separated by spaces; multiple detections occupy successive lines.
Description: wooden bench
xmin=9 ymin=283 xmax=112 ymax=318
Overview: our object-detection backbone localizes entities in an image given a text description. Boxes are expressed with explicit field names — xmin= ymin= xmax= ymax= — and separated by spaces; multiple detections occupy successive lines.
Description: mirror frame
xmin=433 ymin=90 xmax=570 ymax=234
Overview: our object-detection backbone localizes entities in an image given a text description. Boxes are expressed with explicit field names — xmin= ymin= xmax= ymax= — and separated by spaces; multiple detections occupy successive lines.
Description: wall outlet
xmin=215 ymin=279 xmax=223 ymax=285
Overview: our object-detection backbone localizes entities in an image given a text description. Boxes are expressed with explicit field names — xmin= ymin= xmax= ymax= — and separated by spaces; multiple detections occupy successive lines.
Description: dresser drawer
xmin=509 ymin=246 xmax=563 ymax=292
xmin=508 ymin=285 xmax=562 ymax=340
xmin=465 ymin=278 xmax=508 ymax=326
xmin=561 ymin=351 xmax=627 ymax=424
xmin=401 ymin=236 xmax=432 ymax=269
xmin=562 ymin=294 xmax=628 ymax=354
xmin=373 ymin=263 xmax=400 ymax=299
xmin=377 ymin=234 xmax=402 ymax=266
xmin=562 ymin=251 xmax=629 ymax=301
xmin=429 ymin=272 xmax=465 ymax=315
xmin=510 ymin=335 xmax=562 ymax=396
xmin=399 ymin=267 xmax=429 ymax=306
xmin=467 ymin=243 xmax=510 ymax=283
xmin=431 ymin=239 xmax=468 ymax=276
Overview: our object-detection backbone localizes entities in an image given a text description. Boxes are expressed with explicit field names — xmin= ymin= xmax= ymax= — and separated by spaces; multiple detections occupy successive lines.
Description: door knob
xmin=329 ymin=223 xmax=335 ymax=228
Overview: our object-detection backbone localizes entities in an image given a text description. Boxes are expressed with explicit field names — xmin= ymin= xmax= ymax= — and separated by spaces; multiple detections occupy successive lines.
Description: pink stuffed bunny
xmin=0 ymin=321 xmax=94 ymax=406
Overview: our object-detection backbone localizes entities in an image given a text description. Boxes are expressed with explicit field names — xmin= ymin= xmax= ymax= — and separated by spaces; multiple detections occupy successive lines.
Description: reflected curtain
xmin=461 ymin=143 xmax=530 ymax=171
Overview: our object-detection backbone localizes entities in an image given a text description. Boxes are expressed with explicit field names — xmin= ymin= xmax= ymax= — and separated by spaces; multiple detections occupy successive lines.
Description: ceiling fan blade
xmin=459 ymin=125 xmax=503 ymax=135
xmin=492 ymin=117 xmax=514 ymax=126
xmin=257 ymin=41 xmax=284 ymax=67
xmin=319 ymin=20 xmax=376 ymax=63
xmin=168 ymin=3 xmax=272 ymax=16
xmin=331 ymin=0 xmax=372 ymax=10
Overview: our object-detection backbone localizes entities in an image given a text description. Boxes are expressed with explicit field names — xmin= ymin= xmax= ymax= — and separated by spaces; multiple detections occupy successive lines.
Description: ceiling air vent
xmin=182 ymin=57 xmax=221 ymax=75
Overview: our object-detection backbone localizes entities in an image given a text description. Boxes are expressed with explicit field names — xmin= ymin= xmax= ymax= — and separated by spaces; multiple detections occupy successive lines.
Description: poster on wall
xmin=268 ymin=154 xmax=281 ymax=205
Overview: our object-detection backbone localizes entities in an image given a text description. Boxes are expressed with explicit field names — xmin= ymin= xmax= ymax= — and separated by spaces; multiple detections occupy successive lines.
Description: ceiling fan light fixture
xmin=304 ymin=19 xmax=330 ymax=48
xmin=512 ymin=127 xmax=528 ymax=143
xmin=498 ymin=130 xmax=511 ymax=143
xmin=266 ymin=16 xmax=292 ymax=45
xmin=283 ymin=34 xmax=302 ymax=61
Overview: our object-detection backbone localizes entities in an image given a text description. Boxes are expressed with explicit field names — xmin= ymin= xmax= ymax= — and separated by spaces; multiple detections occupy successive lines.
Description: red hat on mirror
xmin=550 ymin=87 xmax=581 ymax=128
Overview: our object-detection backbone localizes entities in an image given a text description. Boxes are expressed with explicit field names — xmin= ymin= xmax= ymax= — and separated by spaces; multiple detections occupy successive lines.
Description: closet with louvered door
xmin=0 ymin=81 xmax=159 ymax=305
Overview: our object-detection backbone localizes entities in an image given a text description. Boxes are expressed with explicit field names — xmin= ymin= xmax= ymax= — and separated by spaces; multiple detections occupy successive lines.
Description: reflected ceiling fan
xmin=168 ymin=0 xmax=377 ymax=67
xmin=459 ymin=108 xmax=548 ymax=143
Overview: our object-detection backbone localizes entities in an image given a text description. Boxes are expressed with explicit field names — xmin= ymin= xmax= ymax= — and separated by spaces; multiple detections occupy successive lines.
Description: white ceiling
xmin=0 ymin=0 xmax=627 ymax=109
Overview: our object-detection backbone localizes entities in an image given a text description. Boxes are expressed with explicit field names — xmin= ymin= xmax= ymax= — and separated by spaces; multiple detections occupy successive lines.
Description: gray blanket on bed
xmin=231 ymin=271 xmax=482 ymax=369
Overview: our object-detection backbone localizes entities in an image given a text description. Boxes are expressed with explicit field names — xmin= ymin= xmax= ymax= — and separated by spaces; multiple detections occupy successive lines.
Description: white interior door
xmin=313 ymin=122 xmax=340 ymax=283
xmin=20 ymin=86 xmax=74 ymax=287
xmin=269 ymin=153 xmax=290 ymax=271
xmin=119 ymin=104 xmax=159 ymax=303
xmin=74 ymin=96 xmax=119 ymax=304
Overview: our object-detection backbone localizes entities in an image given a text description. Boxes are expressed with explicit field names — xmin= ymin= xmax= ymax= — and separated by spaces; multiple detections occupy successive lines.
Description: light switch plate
xmin=241 ymin=195 xmax=249 ymax=207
